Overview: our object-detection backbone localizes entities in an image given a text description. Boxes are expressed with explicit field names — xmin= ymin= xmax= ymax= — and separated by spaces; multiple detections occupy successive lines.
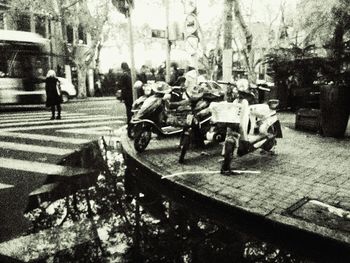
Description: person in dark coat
xmin=45 ymin=69 xmax=62 ymax=120
xmin=136 ymin=65 xmax=148 ymax=98
xmin=119 ymin=62 xmax=133 ymax=126
xmin=137 ymin=65 xmax=148 ymax=84
xmin=168 ymin=62 xmax=179 ymax=86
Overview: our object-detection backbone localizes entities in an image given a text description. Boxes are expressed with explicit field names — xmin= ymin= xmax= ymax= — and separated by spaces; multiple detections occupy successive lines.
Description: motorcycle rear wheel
xmin=134 ymin=126 xmax=152 ymax=153
xmin=261 ymin=125 xmax=277 ymax=151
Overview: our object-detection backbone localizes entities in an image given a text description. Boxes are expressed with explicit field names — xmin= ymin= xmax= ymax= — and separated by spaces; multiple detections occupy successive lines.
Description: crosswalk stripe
xmin=0 ymin=141 xmax=73 ymax=155
xmin=0 ymin=115 xmax=91 ymax=125
xmin=58 ymin=126 xmax=114 ymax=135
xmin=0 ymin=112 xmax=74 ymax=118
xmin=0 ymin=113 xmax=89 ymax=123
xmin=0 ymin=183 xmax=14 ymax=189
xmin=0 ymin=112 xmax=86 ymax=120
xmin=0 ymin=157 xmax=90 ymax=176
xmin=0 ymin=116 xmax=121 ymax=128
xmin=1 ymin=120 xmax=124 ymax=132
xmin=0 ymin=132 xmax=90 ymax=144
xmin=0 ymin=115 xmax=126 ymax=124
xmin=78 ymin=107 xmax=114 ymax=111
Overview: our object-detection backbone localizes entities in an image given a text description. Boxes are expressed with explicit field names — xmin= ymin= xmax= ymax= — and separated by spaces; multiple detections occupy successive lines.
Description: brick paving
xmin=121 ymin=112 xmax=350 ymax=250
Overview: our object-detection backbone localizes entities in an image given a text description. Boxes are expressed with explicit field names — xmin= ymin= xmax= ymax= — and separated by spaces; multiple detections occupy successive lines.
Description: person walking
xmin=136 ymin=65 xmax=148 ymax=98
xmin=119 ymin=62 xmax=133 ymax=128
xmin=45 ymin=69 xmax=62 ymax=120
xmin=168 ymin=62 xmax=179 ymax=86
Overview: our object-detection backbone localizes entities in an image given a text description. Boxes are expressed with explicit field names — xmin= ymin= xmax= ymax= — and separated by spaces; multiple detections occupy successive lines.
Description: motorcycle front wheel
xmin=127 ymin=123 xmax=135 ymax=139
xmin=134 ymin=125 xmax=152 ymax=153
xmin=221 ymin=140 xmax=235 ymax=174
xmin=179 ymin=130 xmax=191 ymax=164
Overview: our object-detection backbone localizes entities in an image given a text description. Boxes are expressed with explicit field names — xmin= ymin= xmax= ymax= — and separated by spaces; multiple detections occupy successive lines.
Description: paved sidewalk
xmin=121 ymin=112 xmax=350 ymax=260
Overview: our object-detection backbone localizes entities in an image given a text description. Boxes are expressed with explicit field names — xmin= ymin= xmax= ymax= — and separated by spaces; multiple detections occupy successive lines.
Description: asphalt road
xmin=0 ymin=97 xmax=125 ymax=240
xmin=0 ymin=97 xmax=125 ymax=159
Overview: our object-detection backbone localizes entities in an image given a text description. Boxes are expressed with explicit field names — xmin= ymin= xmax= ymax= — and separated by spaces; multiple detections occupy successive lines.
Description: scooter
xmin=220 ymin=98 xmax=283 ymax=174
xmin=206 ymin=81 xmax=272 ymax=143
xmin=178 ymin=83 xmax=225 ymax=163
xmin=131 ymin=82 xmax=186 ymax=153
xmin=127 ymin=82 xmax=153 ymax=139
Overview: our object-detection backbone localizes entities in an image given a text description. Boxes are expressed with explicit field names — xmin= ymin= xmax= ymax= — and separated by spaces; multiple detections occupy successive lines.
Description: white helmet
xmin=133 ymin=80 xmax=143 ymax=89
xmin=236 ymin=79 xmax=249 ymax=93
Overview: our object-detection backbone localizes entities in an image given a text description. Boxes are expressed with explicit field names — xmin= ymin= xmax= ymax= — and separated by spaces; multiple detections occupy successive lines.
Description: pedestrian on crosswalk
xmin=45 ymin=70 xmax=62 ymax=120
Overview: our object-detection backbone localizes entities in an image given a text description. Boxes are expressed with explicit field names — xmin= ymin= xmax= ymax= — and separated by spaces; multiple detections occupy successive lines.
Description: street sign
xmin=151 ymin=29 xmax=166 ymax=39
xmin=184 ymin=14 xmax=198 ymax=37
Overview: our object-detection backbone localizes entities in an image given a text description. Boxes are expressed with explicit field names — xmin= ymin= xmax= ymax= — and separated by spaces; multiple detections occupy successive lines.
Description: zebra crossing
xmin=0 ymin=110 xmax=125 ymax=190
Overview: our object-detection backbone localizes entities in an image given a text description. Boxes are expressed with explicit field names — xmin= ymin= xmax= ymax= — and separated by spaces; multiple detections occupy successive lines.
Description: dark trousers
xmin=125 ymin=103 xmax=133 ymax=138
xmin=51 ymin=104 xmax=61 ymax=118
xmin=125 ymin=103 xmax=132 ymax=124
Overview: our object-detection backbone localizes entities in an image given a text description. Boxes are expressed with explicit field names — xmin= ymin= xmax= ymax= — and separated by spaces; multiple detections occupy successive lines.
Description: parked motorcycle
xmin=205 ymin=80 xmax=270 ymax=143
xmin=178 ymin=81 xmax=225 ymax=163
xmin=127 ymin=81 xmax=153 ymax=139
xmin=219 ymin=98 xmax=283 ymax=175
xmin=131 ymin=82 xmax=186 ymax=152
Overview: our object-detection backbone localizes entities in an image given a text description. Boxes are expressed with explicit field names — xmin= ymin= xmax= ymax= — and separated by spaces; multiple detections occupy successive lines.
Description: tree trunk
xmin=210 ymin=21 xmax=223 ymax=80
xmin=95 ymin=40 xmax=103 ymax=73
xmin=222 ymin=0 xmax=233 ymax=81
xmin=56 ymin=0 xmax=69 ymax=65
xmin=232 ymin=0 xmax=252 ymax=52
xmin=224 ymin=0 xmax=233 ymax=49
xmin=77 ymin=64 xmax=87 ymax=98
xmin=232 ymin=0 xmax=255 ymax=82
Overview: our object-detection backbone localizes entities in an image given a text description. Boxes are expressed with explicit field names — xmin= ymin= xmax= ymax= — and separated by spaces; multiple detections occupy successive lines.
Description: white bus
xmin=0 ymin=30 xmax=50 ymax=105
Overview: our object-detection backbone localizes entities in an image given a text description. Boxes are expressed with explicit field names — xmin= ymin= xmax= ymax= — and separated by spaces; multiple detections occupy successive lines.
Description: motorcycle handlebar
xmin=217 ymin=81 xmax=270 ymax=91
xmin=256 ymin=85 xmax=270 ymax=92
xmin=217 ymin=81 xmax=236 ymax=86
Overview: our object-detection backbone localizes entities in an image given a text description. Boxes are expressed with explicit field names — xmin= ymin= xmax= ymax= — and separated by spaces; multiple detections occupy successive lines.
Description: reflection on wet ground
xmin=0 ymin=167 xmax=47 ymax=242
xmin=0 ymin=147 xmax=310 ymax=262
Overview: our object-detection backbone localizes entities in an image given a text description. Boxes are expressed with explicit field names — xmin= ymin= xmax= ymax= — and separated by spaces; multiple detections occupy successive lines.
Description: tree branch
xmin=62 ymin=0 xmax=83 ymax=11
xmin=233 ymin=0 xmax=253 ymax=53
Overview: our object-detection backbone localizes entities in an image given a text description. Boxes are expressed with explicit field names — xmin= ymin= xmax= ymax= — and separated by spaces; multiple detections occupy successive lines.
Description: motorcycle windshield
xmin=134 ymin=96 xmax=162 ymax=119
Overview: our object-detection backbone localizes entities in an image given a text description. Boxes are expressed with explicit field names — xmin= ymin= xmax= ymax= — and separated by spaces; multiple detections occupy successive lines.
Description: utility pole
xmin=165 ymin=0 xmax=171 ymax=83
xmin=127 ymin=7 xmax=137 ymax=102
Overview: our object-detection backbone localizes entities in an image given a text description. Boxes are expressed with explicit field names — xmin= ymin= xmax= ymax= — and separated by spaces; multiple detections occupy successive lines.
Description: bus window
xmin=0 ymin=30 xmax=49 ymax=105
